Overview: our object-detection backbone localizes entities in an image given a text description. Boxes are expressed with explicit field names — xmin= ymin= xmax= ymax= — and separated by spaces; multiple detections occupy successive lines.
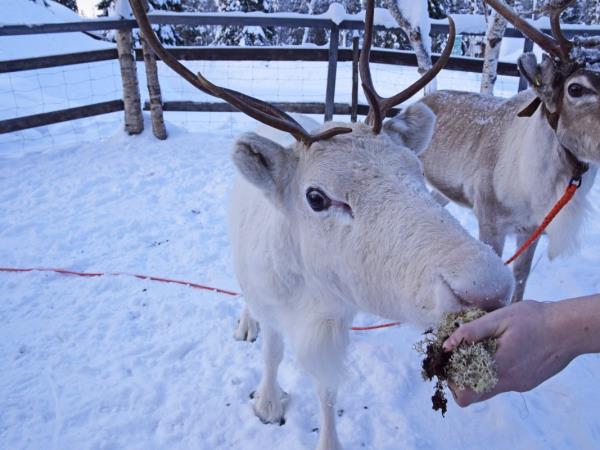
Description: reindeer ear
xmin=518 ymin=52 xmax=540 ymax=87
xmin=232 ymin=132 xmax=296 ymax=203
xmin=383 ymin=103 xmax=436 ymax=155
xmin=518 ymin=53 xmax=562 ymax=113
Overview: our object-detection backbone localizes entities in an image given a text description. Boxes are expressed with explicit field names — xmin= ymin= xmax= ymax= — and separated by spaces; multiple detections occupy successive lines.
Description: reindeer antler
xmin=485 ymin=0 xmax=575 ymax=62
xmin=548 ymin=0 xmax=575 ymax=58
xmin=128 ymin=0 xmax=352 ymax=146
xmin=359 ymin=0 xmax=456 ymax=133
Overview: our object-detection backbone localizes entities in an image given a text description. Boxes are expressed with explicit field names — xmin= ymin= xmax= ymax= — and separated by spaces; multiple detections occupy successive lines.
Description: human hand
xmin=442 ymin=300 xmax=576 ymax=406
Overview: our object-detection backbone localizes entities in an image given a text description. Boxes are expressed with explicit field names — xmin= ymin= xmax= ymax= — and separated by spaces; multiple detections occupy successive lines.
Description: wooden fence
xmin=1 ymin=12 xmax=599 ymax=135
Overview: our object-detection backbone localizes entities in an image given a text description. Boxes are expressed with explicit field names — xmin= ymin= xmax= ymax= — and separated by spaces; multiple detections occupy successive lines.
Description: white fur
xmin=228 ymin=106 xmax=514 ymax=449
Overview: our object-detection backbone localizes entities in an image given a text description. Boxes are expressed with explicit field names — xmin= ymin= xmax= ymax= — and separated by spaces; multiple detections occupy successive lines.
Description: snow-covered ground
xmin=2 ymin=111 xmax=600 ymax=450
xmin=0 ymin=0 xmax=114 ymax=60
xmin=2 ymin=2 xmax=600 ymax=449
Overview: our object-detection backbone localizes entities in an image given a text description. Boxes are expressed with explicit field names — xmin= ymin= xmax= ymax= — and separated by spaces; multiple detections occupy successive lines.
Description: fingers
xmin=442 ymin=313 xmax=502 ymax=352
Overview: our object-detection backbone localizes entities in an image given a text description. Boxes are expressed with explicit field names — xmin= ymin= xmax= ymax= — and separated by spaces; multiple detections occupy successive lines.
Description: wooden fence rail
xmin=2 ymin=13 xmax=599 ymax=135
xmin=2 ymin=13 xmax=599 ymax=37
xmin=0 ymin=100 xmax=124 ymax=134
xmin=144 ymin=100 xmax=398 ymax=118
xmin=0 ymin=49 xmax=119 ymax=74
xmin=0 ymin=47 xmax=521 ymax=76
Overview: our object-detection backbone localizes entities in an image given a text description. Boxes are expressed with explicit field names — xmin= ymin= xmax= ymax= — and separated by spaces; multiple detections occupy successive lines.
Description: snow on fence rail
xmin=2 ymin=12 xmax=600 ymax=139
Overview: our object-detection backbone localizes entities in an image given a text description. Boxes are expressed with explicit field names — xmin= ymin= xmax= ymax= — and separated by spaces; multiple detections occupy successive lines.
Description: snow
xmin=348 ymin=7 xmax=402 ymax=29
xmin=2 ymin=109 xmax=600 ymax=450
xmin=113 ymin=0 xmax=133 ymax=19
xmin=76 ymin=0 xmax=102 ymax=19
xmin=1 ymin=2 xmax=600 ymax=449
xmin=0 ymin=0 xmax=114 ymax=60
xmin=0 ymin=0 xmax=84 ymax=25
xmin=323 ymin=3 xmax=346 ymax=26
xmin=432 ymin=14 xmax=487 ymax=35
xmin=396 ymin=0 xmax=424 ymax=29
xmin=397 ymin=0 xmax=432 ymax=66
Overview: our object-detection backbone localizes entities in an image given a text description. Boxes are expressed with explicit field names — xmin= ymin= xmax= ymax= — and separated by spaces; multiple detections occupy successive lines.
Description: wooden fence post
xmin=324 ymin=23 xmax=339 ymax=122
xmin=351 ymin=34 xmax=359 ymax=123
xmin=140 ymin=0 xmax=167 ymax=139
xmin=116 ymin=25 xmax=144 ymax=134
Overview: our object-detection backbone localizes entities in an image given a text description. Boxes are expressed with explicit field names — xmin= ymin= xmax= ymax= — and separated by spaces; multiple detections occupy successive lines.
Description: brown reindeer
xmin=419 ymin=0 xmax=600 ymax=302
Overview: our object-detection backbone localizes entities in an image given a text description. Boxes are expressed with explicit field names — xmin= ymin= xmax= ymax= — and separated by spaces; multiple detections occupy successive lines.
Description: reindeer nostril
xmin=441 ymin=270 xmax=512 ymax=312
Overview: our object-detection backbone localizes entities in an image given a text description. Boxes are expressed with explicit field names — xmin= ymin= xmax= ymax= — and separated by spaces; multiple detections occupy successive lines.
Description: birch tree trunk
xmin=141 ymin=38 xmax=167 ymax=139
xmin=385 ymin=0 xmax=437 ymax=93
xmin=140 ymin=0 xmax=167 ymax=140
xmin=480 ymin=10 xmax=508 ymax=96
xmin=116 ymin=28 xmax=144 ymax=135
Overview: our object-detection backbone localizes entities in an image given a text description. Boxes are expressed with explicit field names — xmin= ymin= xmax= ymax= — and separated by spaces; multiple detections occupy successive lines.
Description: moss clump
xmin=415 ymin=308 xmax=498 ymax=416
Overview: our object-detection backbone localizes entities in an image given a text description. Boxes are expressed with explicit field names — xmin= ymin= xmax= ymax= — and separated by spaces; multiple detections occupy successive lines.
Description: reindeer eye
xmin=306 ymin=188 xmax=331 ymax=212
xmin=568 ymin=83 xmax=584 ymax=98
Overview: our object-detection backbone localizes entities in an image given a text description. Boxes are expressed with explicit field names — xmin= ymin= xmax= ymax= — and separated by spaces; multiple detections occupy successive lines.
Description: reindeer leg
xmin=315 ymin=386 xmax=342 ymax=450
xmin=251 ymin=324 xmax=288 ymax=425
xmin=234 ymin=306 xmax=260 ymax=342
xmin=511 ymin=229 xmax=539 ymax=303
xmin=475 ymin=196 xmax=507 ymax=257
xmin=478 ymin=221 xmax=506 ymax=257
xmin=294 ymin=317 xmax=349 ymax=450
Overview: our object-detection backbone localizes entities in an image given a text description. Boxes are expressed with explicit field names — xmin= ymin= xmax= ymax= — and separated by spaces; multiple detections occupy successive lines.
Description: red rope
xmin=0 ymin=181 xmax=580 ymax=333
xmin=504 ymin=181 xmax=579 ymax=265
xmin=0 ymin=267 xmax=240 ymax=296
xmin=0 ymin=266 xmax=398 ymax=331
xmin=350 ymin=322 xmax=401 ymax=331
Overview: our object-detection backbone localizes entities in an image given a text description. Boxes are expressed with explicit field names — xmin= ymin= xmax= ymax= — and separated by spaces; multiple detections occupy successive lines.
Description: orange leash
xmin=504 ymin=178 xmax=580 ymax=265
xmin=350 ymin=321 xmax=401 ymax=331
xmin=0 ymin=179 xmax=581 ymax=333
xmin=0 ymin=266 xmax=387 ymax=331
xmin=0 ymin=267 xmax=240 ymax=296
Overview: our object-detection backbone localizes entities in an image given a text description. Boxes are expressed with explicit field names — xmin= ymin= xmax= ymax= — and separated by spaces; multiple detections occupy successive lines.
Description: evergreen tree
xmin=372 ymin=0 xmax=409 ymax=50
xmin=55 ymin=0 xmax=78 ymax=11
xmin=96 ymin=0 xmax=183 ymax=44
xmin=175 ymin=0 xmax=217 ymax=45
xmin=77 ymin=0 xmax=594 ymax=49
xmin=428 ymin=0 xmax=446 ymax=19
xmin=213 ymin=0 xmax=274 ymax=46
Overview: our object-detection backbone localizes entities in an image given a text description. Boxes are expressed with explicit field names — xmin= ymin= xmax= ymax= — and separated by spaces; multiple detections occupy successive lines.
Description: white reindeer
xmin=130 ymin=1 xmax=513 ymax=448
xmin=233 ymin=114 xmax=322 ymax=343
xmin=418 ymin=0 xmax=600 ymax=302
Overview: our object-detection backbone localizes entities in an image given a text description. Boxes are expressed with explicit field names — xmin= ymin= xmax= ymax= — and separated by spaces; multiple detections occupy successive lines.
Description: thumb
xmin=442 ymin=313 xmax=501 ymax=351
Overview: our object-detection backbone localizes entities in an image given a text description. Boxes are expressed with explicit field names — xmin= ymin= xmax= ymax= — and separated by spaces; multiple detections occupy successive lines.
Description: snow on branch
xmin=385 ymin=0 xmax=436 ymax=93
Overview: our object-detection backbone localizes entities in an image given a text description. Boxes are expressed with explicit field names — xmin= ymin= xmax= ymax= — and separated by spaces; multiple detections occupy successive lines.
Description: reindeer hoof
xmin=234 ymin=309 xmax=260 ymax=342
xmin=252 ymin=388 xmax=289 ymax=425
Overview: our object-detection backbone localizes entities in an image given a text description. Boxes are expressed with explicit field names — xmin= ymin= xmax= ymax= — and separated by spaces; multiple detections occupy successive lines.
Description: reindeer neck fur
xmin=497 ymin=90 xmax=596 ymax=257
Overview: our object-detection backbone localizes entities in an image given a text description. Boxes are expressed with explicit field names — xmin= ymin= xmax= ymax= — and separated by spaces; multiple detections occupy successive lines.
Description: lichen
xmin=415 ymin=307 xmax=498 ymax=416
